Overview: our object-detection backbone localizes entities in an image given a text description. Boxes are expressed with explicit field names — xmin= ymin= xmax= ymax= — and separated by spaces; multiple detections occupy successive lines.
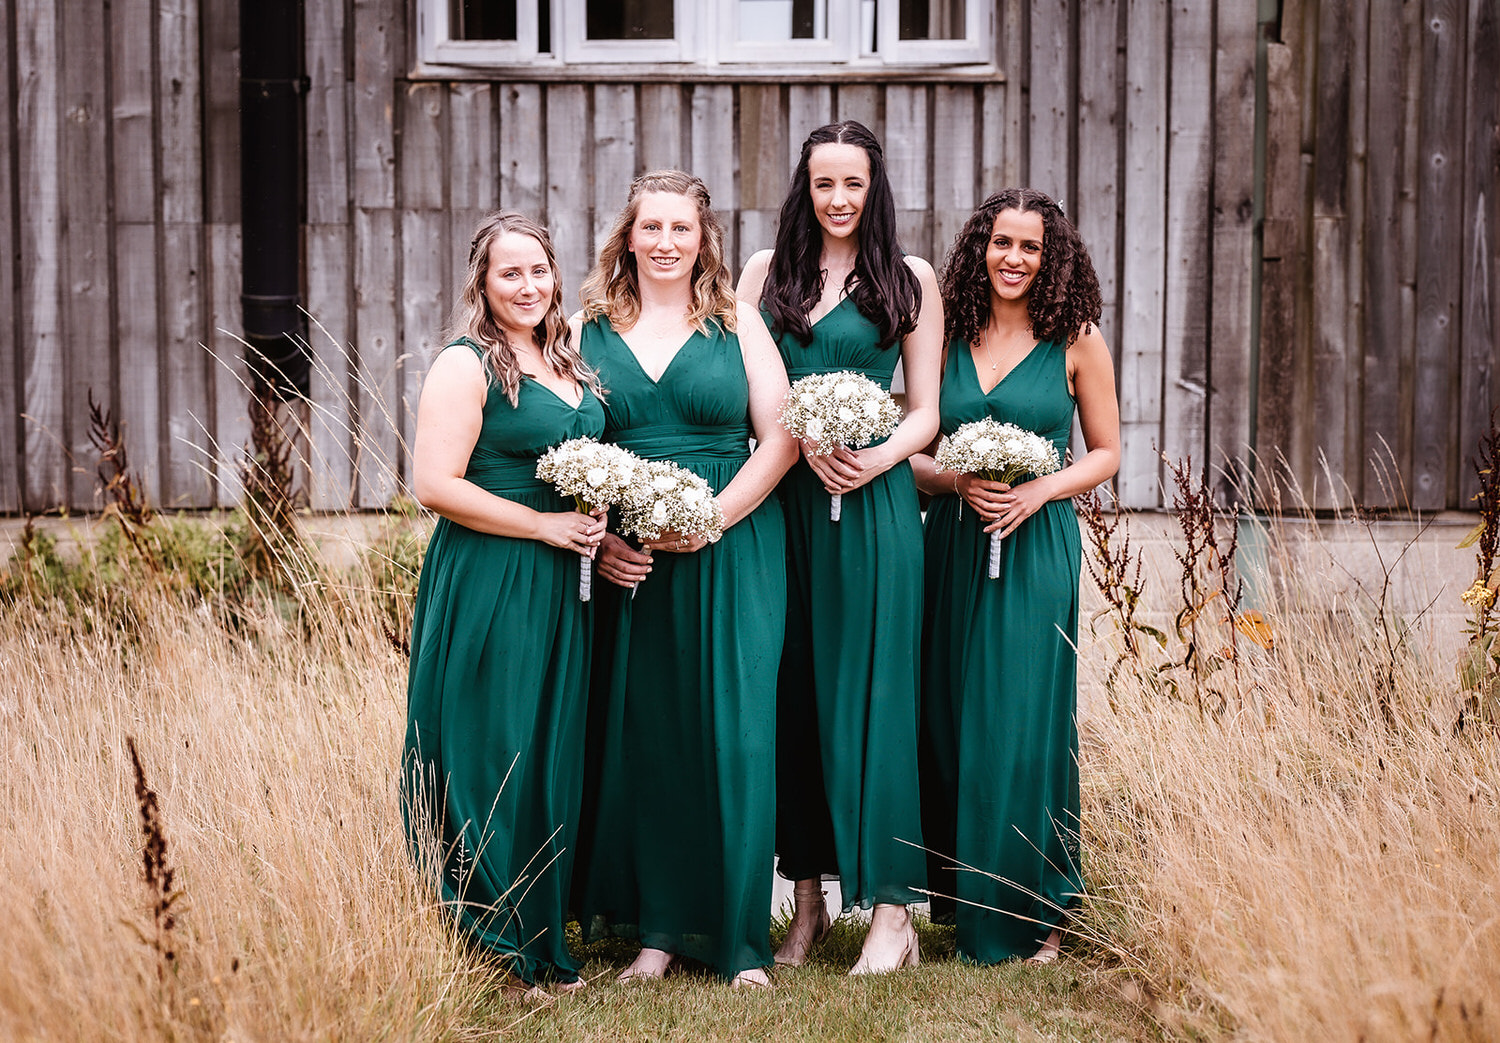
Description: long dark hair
xmin=759 ymin=121 xmax=920 ymax=349
xmin=939 ymin=187 xmax=1102 ymax=348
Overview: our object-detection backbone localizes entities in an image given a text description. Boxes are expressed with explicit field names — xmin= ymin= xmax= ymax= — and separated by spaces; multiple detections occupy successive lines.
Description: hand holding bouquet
xmin=778 ymin=370 xmax=903 ymax=521
xmin=536 ymin=437 xmax=647 ymax=600
xmin=933 ymin=418 xmax=1062 ymax=578
xmin=617 ymin=460 xmax=725 ymax=546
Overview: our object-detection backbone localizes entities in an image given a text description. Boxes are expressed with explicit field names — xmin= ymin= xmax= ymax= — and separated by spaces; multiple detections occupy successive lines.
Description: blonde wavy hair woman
xmin=579 ymin=169 xmax=739 ymax=335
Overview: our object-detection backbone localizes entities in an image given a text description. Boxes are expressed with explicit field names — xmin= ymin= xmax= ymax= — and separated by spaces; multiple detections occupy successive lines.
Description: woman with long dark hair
xmin=913 ymin=188 xmax=1119 ymax=964
xmin=738 ymin=121 xmax=942 ymax=974
xmin=403 ymin=211 xmax=607 ymax=993
xmin=574 ymin=170 xmax=797 ymax=988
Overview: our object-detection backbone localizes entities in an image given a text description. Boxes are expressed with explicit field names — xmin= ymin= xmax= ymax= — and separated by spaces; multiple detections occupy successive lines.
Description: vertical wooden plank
xmin=60 ymin=0 xmax=113 ymax=509
xmin=1363 ymin=0 xmax=1415 ymax=503
xmin=1412 ymin=0 xmax=1462 ymax=511
xmin=401 ymin=81 xmax=446 ymax=212
xmin=307 ymin=226 xmax=356 ymax=511
xmin=639 ymin=83 xmax=683 ymax=170
xmin=305 ymin=0 xmax=353 ymax=510
xmin=400 ymin=210 xmax=446 ymax=471
xmin=1076 ymin=0 xmax=1121 ymax=371
xmin=690 ymin=85 xmax=739 ymax=267
xmin=159 ymin=0 xmax=211 ymax=506
xmin=738 ymin=84 xmax=787 ymax=269
xmin=206 ymin=223 xmax=248 ymax=506
xmin=110 ymin=0 xmax=162 ymax=506
xmin=834 ymin=83 xmax=881 ymax=135
xmin=1207 ymin=0 xmax=1258 ymax=503
xmin=991 ymin=0 xmax=1024 ymax=188
xmin=544 ymin=84 xmax=591 ymax=306
xmin=886 ymin=85 xmax=931 ymax=258
xmin=593 ymin=83 xmax=638 ymax=256
xmin=932 ymin=85 xmax=977 ymax=261
xmin=1028 ymin=0 xmax=1073 ymax=201
xmin=354 ymin=207 xmax=401 ymax=507
xmin=500 ymin=83 xmax=544 ymax=215
xmin=0 ymin=0 xmax=18 ymax=510
xmin=448 ymin=82 xmax=494 ymax=322
xmin=788 ymin=84 xmax=834 ymax=149
xmin=16 ymin=0 xmax=65 ymax=509
xmin=1256 ymin=0 xmax=1309 ymax=503
xmin=1117 ymin=0 xmax=1168 ymax=506
xmin=352 ymin=0 xmax=397 ymax=210
xmin=399 ymin=81 xmax=447 ymax=480
xmin=1459 ymin=0 xmax=1499 ymax=504
xmin=202 ymin=0 xmax=244 ymax=507
xmin=1159 ymin=0 xmax=1211 ymax=481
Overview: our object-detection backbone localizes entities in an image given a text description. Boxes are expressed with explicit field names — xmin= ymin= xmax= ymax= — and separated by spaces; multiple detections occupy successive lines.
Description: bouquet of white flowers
xmin=617 ymin=459 xmax=724 ymax=545
xmin=616 ymin=459 xmax=725 ymax=597
xmin=778 ymin=370 xmax=903 ymax=521
xmin=536 ymin=437 xmax=646 ymax=601
xmin=933 ymin=418 xmax=1062 ymax=579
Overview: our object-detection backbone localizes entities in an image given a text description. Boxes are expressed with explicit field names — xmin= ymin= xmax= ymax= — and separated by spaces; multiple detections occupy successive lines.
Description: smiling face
xmin=986 ymin=208 xmax=1045 ymax=304
xmin=627 ymin=191 xmax=703 ymax=286
xmin=482 ymin=231 xmax=556 ymax=343
xmin=807 ymin=142 xmax=871 ymax=242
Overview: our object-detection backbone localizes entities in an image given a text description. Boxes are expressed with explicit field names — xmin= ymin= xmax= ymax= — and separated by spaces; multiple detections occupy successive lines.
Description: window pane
xmin=451 ymin=0 xmax=517 ymax=40
xmin=736 ymin=0 xmax=826 ymax=41
xmin=899 ymin=0 xmax=966 ymax=40
xmin=587 ymin=0 xmax=674 ymax=40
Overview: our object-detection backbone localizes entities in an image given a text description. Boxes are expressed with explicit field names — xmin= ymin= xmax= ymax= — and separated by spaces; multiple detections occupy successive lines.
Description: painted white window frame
xmin=416 ymin=0 xmax=992 ymax=70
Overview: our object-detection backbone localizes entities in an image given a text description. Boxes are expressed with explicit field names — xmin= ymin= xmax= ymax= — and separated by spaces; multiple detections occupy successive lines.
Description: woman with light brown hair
xmin=402 ymin=210 xmax=606 ymax=995
xmin=572 ymin=170 xmax=797 ymax=988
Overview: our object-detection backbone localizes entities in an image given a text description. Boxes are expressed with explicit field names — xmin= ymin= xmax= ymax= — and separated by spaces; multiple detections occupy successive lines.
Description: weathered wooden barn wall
xmin=2 ymin=0 xmax=1496 ymax=514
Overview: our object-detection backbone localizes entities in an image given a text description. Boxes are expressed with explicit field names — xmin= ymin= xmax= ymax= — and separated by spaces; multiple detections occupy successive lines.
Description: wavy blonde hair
xmin=579 ymin=170 xmax=738 ymax=334
xmin=445 ymin=210 xmax=602 ymax=406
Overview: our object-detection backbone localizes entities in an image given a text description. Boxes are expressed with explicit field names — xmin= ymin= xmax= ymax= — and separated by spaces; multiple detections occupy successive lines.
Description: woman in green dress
xmin=912 ymin=189 xmax=1119 ymax=964
xmin=574 ymin=170 xmax=797 ymax=988
xmin=403 ymin=211 xmax=608 ymax=992
xmin=736 ymin=121 xmax=942 ymax=974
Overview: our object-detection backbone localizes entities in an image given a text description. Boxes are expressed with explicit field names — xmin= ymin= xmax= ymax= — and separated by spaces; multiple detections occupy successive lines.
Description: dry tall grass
xmin=0 ymin=558 xmax=512 ymax=1041
xmin=1078 ymin=506 xmax=1500 ymax=1041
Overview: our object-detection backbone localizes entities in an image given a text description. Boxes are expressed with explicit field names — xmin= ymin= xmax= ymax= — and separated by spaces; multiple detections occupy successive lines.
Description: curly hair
xmin=579 ymin=169 xmax=738 ymax=334
xmin=759 ymin=121 xmax=919 ymax=349
xmin=446 ymin=210 xmax=601 ymax=407
xmin=938 ymin=188 xmax=1102 ymax=348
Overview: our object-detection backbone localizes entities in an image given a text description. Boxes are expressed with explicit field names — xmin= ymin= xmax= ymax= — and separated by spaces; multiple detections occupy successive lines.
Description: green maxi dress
xmin=768 ymin=297 xmax=926 ymax=908
xmin=577 ymin=317 xmax=787 ymax=979
xmin=403 ymin=340 xmax=606 ymax=985
xmin=919 ymin=338 xmax=1084 ymax=962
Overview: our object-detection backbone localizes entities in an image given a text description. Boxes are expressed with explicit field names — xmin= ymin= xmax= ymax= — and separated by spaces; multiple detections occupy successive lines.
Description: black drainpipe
xmin=239 ymin=3 xmax=308 ymax=398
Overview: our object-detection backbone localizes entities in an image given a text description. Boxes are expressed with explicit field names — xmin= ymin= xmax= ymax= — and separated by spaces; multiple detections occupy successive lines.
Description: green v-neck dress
xmin=919 ymin=337 xmax=1084 ymax=962
xmin=576 ymin=316 xmax=787 ymax=979
xmin=402 ymin=339 xmax=606 ymax=985
xmin=766 ymin=296 xmax=926 ymax=909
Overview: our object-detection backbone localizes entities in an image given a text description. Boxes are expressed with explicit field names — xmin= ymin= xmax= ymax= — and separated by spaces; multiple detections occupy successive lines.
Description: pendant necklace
xmin=982 ymin=325 xmax=998 ymax=370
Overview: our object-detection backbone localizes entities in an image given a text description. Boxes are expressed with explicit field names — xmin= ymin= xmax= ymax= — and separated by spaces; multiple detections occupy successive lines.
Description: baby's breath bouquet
xmin=536 ymin=437 xmax=646 ymax=601
xmin=616 ymin=460 xmax=725 ymax=597
xmin=779 ymin=370 xmax=903 ymax=521
xmin=933 ymin=418 xmax=1062 ymax=579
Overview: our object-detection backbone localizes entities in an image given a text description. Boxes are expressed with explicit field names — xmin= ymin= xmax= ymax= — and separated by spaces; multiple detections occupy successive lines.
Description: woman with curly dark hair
xmin=912 ymin=188 xmax=1119 ymax=965
xmin=737 ymin=120 xmax=942 ymax=975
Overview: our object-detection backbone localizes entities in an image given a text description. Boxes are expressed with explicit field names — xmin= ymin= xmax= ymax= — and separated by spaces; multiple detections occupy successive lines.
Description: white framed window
xmin=417 ymin=0 xmax=993 ymax=72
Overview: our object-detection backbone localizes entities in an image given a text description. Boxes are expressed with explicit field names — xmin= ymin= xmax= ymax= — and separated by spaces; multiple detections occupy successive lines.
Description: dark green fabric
xmin=403 ymin=341 xmax=606 ymax=984
xmin=920 ymin=338 xmax=1084 ymax=962
xmin=767 ymin=296 xmax=926 ymax=909
xmin=576 ymin=317 xmax=787 ymax=979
